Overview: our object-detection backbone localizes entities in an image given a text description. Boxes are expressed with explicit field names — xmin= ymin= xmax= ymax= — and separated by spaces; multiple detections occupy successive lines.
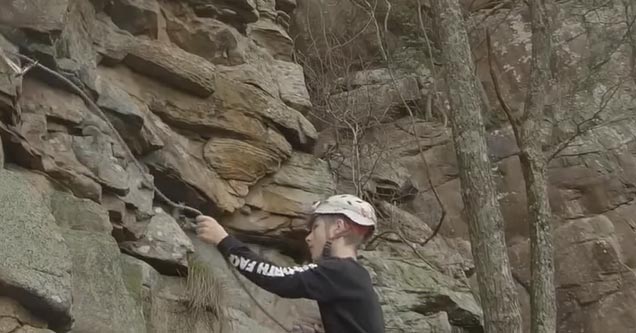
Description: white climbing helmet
xmin=311 ymin=194 xmax=377 ymax=229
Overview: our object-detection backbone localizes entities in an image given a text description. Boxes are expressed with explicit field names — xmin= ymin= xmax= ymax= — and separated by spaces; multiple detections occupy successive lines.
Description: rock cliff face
xmin=294 ymin=0 xmax=636 ymax=332
xmin=0 ymin=1 xmax=482 ymax=333
xmin=1 ymin=0 xmax=633 ymax=333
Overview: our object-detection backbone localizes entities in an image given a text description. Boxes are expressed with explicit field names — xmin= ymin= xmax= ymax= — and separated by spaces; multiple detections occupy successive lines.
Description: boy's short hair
xmin=311 ymin=213 xmax=373 ymax=248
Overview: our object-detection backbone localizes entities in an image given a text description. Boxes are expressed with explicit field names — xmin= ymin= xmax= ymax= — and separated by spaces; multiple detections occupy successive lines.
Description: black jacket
xmin=217 ymin=235 xmax=385 ymax=333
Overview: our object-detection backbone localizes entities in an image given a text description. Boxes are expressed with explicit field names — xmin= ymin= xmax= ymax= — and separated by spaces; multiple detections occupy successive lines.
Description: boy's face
xmin=305 ymin=216 xmax=336 ymax=261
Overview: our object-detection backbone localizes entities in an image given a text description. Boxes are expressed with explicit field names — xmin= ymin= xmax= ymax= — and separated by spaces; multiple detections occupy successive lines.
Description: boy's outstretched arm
xmin=195 ymin=215 xmax=340 ymax=302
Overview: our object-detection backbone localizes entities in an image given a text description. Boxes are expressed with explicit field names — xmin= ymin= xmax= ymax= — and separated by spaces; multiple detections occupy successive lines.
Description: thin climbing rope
xmin=13 ymin=53 xmax=203 ymax=217
xmin=7 ymin=51 xmax=292 ymax=332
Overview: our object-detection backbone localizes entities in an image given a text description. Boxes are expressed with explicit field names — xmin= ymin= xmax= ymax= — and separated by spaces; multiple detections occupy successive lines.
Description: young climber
xmin=195 ymin=194 xmax=385 ymax=333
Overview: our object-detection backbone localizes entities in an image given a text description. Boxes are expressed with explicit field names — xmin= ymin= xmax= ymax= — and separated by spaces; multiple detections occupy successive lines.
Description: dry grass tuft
xmin=185 ymin=252 xmax=229 ymax=331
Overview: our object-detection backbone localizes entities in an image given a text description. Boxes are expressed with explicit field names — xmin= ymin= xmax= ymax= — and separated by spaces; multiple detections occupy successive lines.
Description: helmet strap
xmin=321 ymin=240 xmax=333 ymax=258
xmin=319 ymin=223 xmax=352 ymax=259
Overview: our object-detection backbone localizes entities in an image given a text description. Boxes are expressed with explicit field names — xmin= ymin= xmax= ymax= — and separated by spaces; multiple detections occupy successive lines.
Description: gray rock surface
xmin=359 ymin=251 xmax=483 ymax=332
xmin=0 ymin=0 xmax=71 ymax=32
xmin=50 ymin=190 xmax=113 ymax=233
xmin=120 ymin=211 xmax=195 ymax=275
xmin=0 ymin=169 xmax=73 ymax=332
xmin=105 ymin=0 xmax=160 ymax=38
xmin=63 ymin=230 xmax=146 ymax=333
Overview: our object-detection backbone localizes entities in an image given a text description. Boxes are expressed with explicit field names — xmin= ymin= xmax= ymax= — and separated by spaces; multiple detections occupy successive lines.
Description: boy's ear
xmin=335 ymin=218 xmax=350 ymax=231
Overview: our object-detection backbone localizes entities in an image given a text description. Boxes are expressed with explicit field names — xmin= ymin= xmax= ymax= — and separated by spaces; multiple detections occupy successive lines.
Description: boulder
xmin=216 ymin=61 xmax=279 ymax=99
xmin=271 ymin=60 xmax=312 ymax=113
xmin=0 ymin=36 xmax=19 ymax=114
xmin=336 ymin=68 xmax=394 ymax=88
xmin=71 ymin=132 xmax=130 ymax=194
xmin=108 ymin=59 xmax=280 ymax=141
xmin=244 ymin=183 xmax=320 ymax=217
xmin=124 ymin=38 xmax=217 ymax=97
xmin=385 ymin=311 xmax=453 ymax=333
xmin=119 ymin=210 xmax=195 ymax=275
xmin=119 ymin=162 xmax=155 ymax=219
xmin=0 ymin=118 xmax=104 ymax=202
xmin=374 ymin=201 xmax=473 ymax=276
xmin=0 ymin=297 xmax=48 ymax=331
xmin=509 ymin=215 xmax=636 ymax=333
xmin=224 ymin=208 xmax=305 ymax=239
xmin=0 ymin=0 xmax=71 ymax=33
xmin=255 ymin=0 xmax=277 ymax=14
xmin=92 ymin=13 xmax=135 ymax=63
xmin=165 ymin=8 xmax=248 ymax=65
xmin=2 ymin=0 xmax=97 ymax=79
xmin=21 ymin=78 xmax=86 ymax=125
xmin=18 ymin=78 xmax=145 ymax=203
xmin=119 ymin=254 xmax=160 ymax=307
xmin=547 ymin=121 xmax=636 ymax=220
xmin=243 ymin=152 xmax=335 ymax=217
xmin=142 ymin=113 xmax=244 ymax=213
xmin=605 ymin=203 xmax=636 ymax=270
xmin=100 ymin=193 xmax=129 ymax=223
xmin=0 ymin=169 xmax=73 ymax=332
xmin=95 ymin=65 xmax=305 ymax=154
xmin=105 ymin=0 xmax=160 ymax=38
xmin=63 ymin=230 xmax=146 ymax=333
xmin=148 ymin=91 xmax=292 ymax=154
xmin=359 ymin=251 xmax=483 ymax=331
xmin=408 ymin=179 xmax=469 ymax=241
xmin=275 ymin=0 xmax=297 ymax=14
xmin=56 ymin=0 xmax=99 ymax=72
xmin=203 ymin=137 xmax=289 ymax=183
xmin=270 ymin=152 xmax=336 ymax=195
xmin=317 ymin=117 xmax=452 ymax=200
xmin=473 ymin=0 xmax=636 ymax=132
xmin=187 ymin=0 xmax=259 ymax=28
xmin=247 ymin=18 xmax=293 ymax=61
xmin=224 ymin=153 xmax=334 ymax=248
xmin=328 ymin=75 xmax=422 ymax=124
xmin=213 ymin=75 xmax=317 ymax=150
xmin=49 ymin=189 xmax=113 ymax=233
xmin=91 ymin=71 xmax=165 ymax=156
xmin=94 ymin=74 xmax=145 ymax=132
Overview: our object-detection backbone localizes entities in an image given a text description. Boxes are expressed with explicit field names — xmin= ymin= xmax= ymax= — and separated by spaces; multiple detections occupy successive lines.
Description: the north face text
xmin=228 ymin=254 xmax=318 ymax=277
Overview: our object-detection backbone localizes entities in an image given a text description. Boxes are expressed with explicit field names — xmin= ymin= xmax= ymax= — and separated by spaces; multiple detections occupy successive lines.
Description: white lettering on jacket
xmin=228 ymin=254 xmax=318 ymax=277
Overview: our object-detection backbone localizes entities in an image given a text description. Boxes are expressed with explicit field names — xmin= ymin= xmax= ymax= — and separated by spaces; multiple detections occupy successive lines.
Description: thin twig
xmin=486 ymin=29 xmax=522 ymax=144
xmin=363 ymin=0 xmax=447 ymax=247
xmin=547 ymin=79 xmax=624 ymax=161
xmin=366 ymin=230 xmax=429 ymax=262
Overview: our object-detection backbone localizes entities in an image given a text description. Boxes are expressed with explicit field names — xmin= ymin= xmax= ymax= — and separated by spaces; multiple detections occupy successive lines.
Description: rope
xmin=12 ymin=53 xmax=203 ymax=217
xmin=7 ymin=51 xmax=291 ymax=332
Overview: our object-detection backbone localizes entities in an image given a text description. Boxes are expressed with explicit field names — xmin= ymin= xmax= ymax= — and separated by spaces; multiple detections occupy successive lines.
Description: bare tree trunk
xmin=429 ymin=1 xmax=523 ymax=333
xmin=521 ymin=1 xmax=557 ymax=332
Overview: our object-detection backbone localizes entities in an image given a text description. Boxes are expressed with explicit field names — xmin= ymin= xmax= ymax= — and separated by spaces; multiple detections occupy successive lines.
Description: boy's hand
xmin=195 ymin=215 xmax=228 ymax=245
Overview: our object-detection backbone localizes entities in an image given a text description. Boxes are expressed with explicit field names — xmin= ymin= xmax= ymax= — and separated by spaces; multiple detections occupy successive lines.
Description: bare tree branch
xmin=486 ymin=29 xmax=522 ymax=142
xmin=358 ymin=0 xmax=448 ymax=248
xmin=547 ymin=79 xmax=624 ymax=162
